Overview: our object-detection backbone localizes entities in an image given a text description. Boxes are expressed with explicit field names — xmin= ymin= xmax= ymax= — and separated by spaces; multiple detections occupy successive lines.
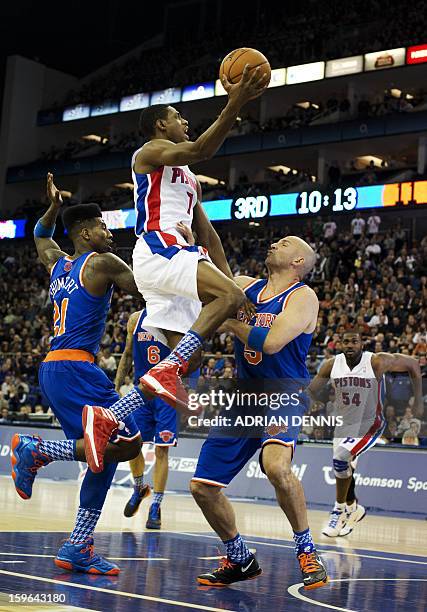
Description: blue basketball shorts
xmin=39 ymin=360 xmax=140 ymax=443
xmin=133 ymin=397 xmax=178 ymax=446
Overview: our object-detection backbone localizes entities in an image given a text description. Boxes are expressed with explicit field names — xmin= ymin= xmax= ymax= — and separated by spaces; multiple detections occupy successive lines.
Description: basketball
xmin=219 ymin=47 xmax=271 ymax=85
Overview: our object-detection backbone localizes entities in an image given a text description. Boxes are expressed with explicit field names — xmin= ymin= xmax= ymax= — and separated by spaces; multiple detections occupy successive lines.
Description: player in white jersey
xmin=308 ymin=330 xmax=422 ymax=537
xmin=130 ymin=66 xmax=268 ymax=413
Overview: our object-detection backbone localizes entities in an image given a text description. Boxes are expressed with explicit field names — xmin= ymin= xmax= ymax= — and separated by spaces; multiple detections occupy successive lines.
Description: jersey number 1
xmin=53 ymin=298 xmax=69 ymax=337
xmin=186 ymin=192 xmax=194 ymax=215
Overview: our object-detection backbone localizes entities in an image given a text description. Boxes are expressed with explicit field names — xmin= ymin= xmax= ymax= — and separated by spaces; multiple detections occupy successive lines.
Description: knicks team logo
xmin=265 ymin=423 xmax=288 ymax=437
xmin=159 ymin=430 xmax=175 ymax=443
xmin=64 ymin=261 xmax=73 ymax=272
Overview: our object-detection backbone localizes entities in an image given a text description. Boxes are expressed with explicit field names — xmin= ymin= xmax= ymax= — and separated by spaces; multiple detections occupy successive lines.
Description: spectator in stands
xmin=4 ymin=384 xmax=18 ymax=412
xmin=365 ymin=236 xmax=382 ymax=259
xmin=98 ymin=348 xmax=117 ymax=379
xmin=323 ymin=218 xmax=337 ymax=241
xmin=402 ymin=420 xmax=421 ymax=446
xmin=384 ymin=404 xmax=397 ymax=426
xmin=351 ymin=212 xmax=365 ymax=238
xmin=14 ymin=403 xmax=31 ymax=420
xmin=118 ymin=375 xmax=134 ymax=397
xmin=1 ymin=375 xmax=12 ymax=400
xmin=202 ymin=357 xmax=217 ymax=379
xmin=307 ymin=350 xmax=319 ymax=375
xmin=397 ymin=406 xmax=421 ymax=437
xmin=0 ymin=407 xmax=10 ymax=422
xmin=367 ymin=214 xmax=381 ymax=236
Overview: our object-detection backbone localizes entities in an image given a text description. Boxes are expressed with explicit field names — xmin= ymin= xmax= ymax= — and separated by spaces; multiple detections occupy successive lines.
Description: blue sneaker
xmin=11 ymin=434 xmax=51 ymax=500
xmin=123 ymin=484 xmax=151 ymax=517
xmin=55 ymin=538 xmax=120 ymax=575
xmin=146 ymin=502 xmax=161 ymax=529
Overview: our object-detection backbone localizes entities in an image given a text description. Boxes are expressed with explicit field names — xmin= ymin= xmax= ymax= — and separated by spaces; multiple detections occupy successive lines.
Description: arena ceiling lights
xmin=406 ymin=43 xmax=427 ymax=64
xmin=286 ymin=61 xmax=325 ymax=85
xmin=325 ymin=55 xmax=364 ymax=78
xmin=364 ymin=48 xmax=405 ymax=71
xmin=56 ymin=42 xmax=427 ymax=124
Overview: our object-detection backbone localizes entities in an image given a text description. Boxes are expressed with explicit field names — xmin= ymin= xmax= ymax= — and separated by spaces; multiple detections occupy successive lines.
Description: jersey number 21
xmin=53 ymin=298 xmax=69 ymax=337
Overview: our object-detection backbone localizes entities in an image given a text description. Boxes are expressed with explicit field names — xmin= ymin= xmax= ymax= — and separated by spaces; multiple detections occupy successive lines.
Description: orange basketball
xmin=219 ymin=48 xmax=271 ymax=86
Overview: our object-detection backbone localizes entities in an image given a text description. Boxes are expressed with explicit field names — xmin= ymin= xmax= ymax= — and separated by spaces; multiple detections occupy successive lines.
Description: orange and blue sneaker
xmin=54 ymin=538 xmax=120 ymax=575
xmin=146 ymin=502 xmax=161 ymax=529
xmin=11 ymin=434 xmax=51 ymax=500
xmin=123 ymin=484 xmax=151 ymax=518
xmin=298 ymin=550 xmax=328 ymax=590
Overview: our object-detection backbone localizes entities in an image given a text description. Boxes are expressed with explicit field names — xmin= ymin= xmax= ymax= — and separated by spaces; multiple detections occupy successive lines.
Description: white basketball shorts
xmin=133 ymin=230 xmax=211 ymax=337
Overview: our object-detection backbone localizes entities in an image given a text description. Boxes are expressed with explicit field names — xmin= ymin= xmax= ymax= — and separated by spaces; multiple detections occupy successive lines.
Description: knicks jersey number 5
xmin=234 ymin=279 xmax=312 ymax=380
xmin=132 ymin=146 xmax=198 ymax=236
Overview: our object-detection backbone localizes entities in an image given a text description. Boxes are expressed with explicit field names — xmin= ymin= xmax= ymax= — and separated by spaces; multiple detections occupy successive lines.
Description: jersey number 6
xmin=147 ymin=345 xmax=161 ymax=364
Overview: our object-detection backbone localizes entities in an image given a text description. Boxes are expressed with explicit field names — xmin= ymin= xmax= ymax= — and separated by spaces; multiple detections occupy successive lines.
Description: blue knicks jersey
xmin=133 ymin=310 xmax=170 ymax=381
xmin=234 ymin=279 xmax=312 ymax=380
xmin=49 ymin=252 xmax=113 ymax=355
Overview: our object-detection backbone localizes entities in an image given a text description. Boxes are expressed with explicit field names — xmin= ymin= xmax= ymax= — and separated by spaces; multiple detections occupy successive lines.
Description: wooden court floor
xmin=0 ymin=475 xmax=426 ymax=611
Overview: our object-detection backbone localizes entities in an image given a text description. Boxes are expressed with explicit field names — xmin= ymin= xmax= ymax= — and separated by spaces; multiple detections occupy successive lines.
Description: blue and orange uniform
xmin=132 ymin=310 xmax=178 ymax=446
xmin=192 ymin=279 xmax=312 ymax=488
xmin=38 ymin=252 xmax=139 ymax=442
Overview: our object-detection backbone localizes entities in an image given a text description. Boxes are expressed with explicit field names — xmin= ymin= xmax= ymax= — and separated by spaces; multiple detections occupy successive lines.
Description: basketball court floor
xmin=0 ymin=475 xmax=426 ymax=611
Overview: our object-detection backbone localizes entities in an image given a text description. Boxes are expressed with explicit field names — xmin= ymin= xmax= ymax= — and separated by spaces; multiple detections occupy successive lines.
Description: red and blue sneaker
xmin=54 ymin=538 xmax=120 ymax=575
xmin=146 ymin=502 xmax=161 ymax=529
xmin=139 ymin=361 xmax=189 ymax=413
xmin=11 ymin=434 xmax=52 ymax=500
xmin=123 ymin=484 xmax=151 ymax=517
xmin=82 ymin=405 xmax=119 ymax=474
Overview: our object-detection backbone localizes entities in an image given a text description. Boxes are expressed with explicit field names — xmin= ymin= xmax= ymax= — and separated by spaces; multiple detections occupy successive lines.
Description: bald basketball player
xmin=190 ymin=236 xmax=328 ymax=591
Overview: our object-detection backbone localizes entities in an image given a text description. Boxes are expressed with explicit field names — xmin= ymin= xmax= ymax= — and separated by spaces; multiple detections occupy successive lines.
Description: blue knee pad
xmin=80 ymin=462 xmax=117 ymax=510
xmin=333 ymin=458 xmax=352 ymax=479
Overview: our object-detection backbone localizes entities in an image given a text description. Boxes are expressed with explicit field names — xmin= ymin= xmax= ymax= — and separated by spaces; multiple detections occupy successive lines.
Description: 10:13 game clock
xmin=296 ymin=187 xmax=358 ymax=215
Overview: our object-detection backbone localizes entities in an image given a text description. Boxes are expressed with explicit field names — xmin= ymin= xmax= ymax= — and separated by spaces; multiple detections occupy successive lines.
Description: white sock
xmin=334 ymin=501 xmax=346 ymax=512
xmin=346 ymin=501 xmax=357 ymax=513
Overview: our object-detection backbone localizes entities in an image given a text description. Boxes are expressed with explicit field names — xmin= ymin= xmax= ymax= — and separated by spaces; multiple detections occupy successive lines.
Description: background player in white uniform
xmin=131 ymin=66 xmax=269 ymax=412
xmin=308 ymin=330 xmax=422 ymax=537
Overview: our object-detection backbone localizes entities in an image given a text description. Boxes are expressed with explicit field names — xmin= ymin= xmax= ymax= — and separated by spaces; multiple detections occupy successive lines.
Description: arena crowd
xmin=1 ymin=213 xmax=426 ymax=444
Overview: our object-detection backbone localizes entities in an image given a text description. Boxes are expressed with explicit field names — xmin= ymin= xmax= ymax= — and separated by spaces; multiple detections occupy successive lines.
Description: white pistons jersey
xmin=132 ymin=146 xmax=198 ymax=236
xmin=330 ymin=351 xmax=385 ymax=438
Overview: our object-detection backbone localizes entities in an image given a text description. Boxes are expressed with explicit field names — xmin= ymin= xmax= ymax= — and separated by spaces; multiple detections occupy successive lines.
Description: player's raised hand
xmin=222 ymin=64 xmax=269 ymax=107
xmin=46 ymin=172 xmax=63 ymax=208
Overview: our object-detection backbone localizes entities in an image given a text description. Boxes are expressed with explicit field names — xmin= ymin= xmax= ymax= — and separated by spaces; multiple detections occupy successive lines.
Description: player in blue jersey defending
xmin=115 ymin=309 xmax=178 ymax=529
xmin=190 ymin=235 xmax=329 ymax=590
xmin=11 ymin=174 xmax=145 ymax=575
